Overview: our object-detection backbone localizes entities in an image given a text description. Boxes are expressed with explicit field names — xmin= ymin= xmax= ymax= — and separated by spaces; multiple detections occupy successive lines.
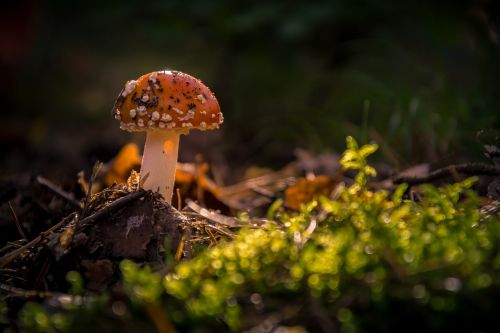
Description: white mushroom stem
xmin=140 ymin=129 xmax=181 ymax=203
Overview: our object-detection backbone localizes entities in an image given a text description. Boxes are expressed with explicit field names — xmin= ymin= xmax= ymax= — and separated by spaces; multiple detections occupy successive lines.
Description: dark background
xmin=1 ymin=0 xmax=499 ymax=181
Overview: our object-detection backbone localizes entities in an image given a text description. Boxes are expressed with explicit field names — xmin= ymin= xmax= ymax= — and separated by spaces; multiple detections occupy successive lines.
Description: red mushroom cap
xmin=112 ymin=70 xmax=223 ymax=132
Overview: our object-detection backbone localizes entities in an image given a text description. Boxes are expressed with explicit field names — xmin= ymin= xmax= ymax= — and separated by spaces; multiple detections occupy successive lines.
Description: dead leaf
xmin=284 ymin=176 xmax=337 ymax=210
xmin=103 ymin=143 xmax=142 ymax=186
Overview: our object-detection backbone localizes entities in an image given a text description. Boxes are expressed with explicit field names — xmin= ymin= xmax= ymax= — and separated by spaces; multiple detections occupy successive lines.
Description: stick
xmin=0 ymin=214 xmax=75 ymax=268
xmin=36 ymin=176 xmax=80 ymax=208
xmin=79 ymin=161 xmax=103 ymax=221
xmin=393 ymin=163 xmax=500 ymax=185
xmin=8 ymin=201 xmax=27 ymax=239
xmin=185 ymin=199 xmax=242 ymax=227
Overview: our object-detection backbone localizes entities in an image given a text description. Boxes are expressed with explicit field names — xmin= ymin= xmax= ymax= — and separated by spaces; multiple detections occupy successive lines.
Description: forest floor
xmin=1 ymin=132 xmax=499 ymax=333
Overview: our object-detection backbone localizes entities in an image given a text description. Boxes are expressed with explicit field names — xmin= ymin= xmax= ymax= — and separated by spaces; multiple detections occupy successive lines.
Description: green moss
xmin=19 ymin=303 xmax=70 ymax=333
xmin=161 ymin=137 xmax=500 ymax=330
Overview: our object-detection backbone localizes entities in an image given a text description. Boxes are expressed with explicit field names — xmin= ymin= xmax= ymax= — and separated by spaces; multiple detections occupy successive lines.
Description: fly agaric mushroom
xmin=112 ymin=70 xmax=223 ymax=202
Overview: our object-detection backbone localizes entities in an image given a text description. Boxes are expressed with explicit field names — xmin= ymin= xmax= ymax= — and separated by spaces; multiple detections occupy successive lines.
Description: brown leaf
xmin=284 ymin=176 xmax=337 ymax=210
xmin=103 ymin=143 xmax=142 ymax=186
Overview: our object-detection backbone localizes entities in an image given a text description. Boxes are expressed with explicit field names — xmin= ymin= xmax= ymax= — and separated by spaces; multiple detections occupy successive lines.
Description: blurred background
xmin=1 ymin=0 xmax=499 ymax=181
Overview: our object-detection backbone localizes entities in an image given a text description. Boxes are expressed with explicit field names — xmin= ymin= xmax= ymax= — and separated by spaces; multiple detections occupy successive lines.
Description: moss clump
xmin=162 ymin=137 xmax=499 ymax=331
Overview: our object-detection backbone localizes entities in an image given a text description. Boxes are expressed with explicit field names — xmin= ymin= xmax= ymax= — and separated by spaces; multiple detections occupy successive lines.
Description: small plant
xmin=341 ymin=136 xmax=378 ymax=191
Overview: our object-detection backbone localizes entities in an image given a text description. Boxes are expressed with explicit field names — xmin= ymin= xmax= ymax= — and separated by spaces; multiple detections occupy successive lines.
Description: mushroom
xmin=112 ymin=70 xmax=223 ymax=203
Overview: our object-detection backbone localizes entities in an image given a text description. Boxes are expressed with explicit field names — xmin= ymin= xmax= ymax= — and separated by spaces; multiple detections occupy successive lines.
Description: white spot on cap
xmin=161 ymin=113 xmax=172 ymax=121
xmin=211 ymin=113 xmax=216 ymax=118
xmin=114 ymin=110 xmax=121 ymax=120
xmin=148 ymin=120 xmax=154 ymax=127
xmin=122 ymin=80 xmax=136 ymax=97
xmin=200 ymin=110 xmax=207 ymax=115
xmin=149 ymin=72 xmax=158 ymax=82
xmin=138 ymin=105 xmax=147 ymax=116
xmin=151 ymin=111 xmax=160 ymax=121
xmin=137 ymin=119 xmax=144 ymax=127
xmin=158 ymin=122 xmax=165 ymax=128
xmin=182 ymin=122 xmax=193 ymax=128
xmin=166 ymin=122 xmax=176 ymax=128
xmin=141 ymin=94 xmax=149 ymax=102
xmin=172 ymin=107 xmax=184 ymax=115
xmin=129 ymin=109 xmax=137 ymax=118
xmin=196 ymin=94 xmax=207 ymax=104
xmin=179 ymin=110 xmax=195 ymax=121
xmin=200 ymin=121 xmax=207 ymax=128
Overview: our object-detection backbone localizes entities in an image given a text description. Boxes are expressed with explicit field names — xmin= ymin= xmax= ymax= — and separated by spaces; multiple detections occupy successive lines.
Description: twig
xmin=248 ymin=184 xmax=276 ymax=199
xmin=186 ymin=199 xmax=243 ymax=227
xmin=221 ymin=174 xmax=296 ymax=196
xmin=204 ymin=226 xmax=218 ymax=247
xmin=0 ymin=214 xmax=76 ymax=269
xmin=175 ymin=234 xmax=186 ymax=262
xmin=0 ymin=240 xmax=27 ymax=256
xmin=0 ymin=283 xmax=53 ymax=298
xmin=242 ymin=305 xmax=302 ymax=333
xmin=70 ymin=161 xmax=103 ymax=249
xmin=176 ymin=188 xmax=182 ymax=211
xmin=300 ymin=217 xmax=317 ymax=247
xmin=0 ymin=283 xmax=82 ymax=302
xmin=175 ymin=227 xmax=193 ymax=261
xmin=0 ymin=273 xmax=27 ymax=283
xmin=393 ymin=163 xmax=500 ymax=185
xmin=8 ymin=201 xmax=27 ymax=239
xmin=144 ymin=302 xmax=178 ymax=333
xmin=79 ymin=161 xmax=103 ymax=220
xmin=203 ymin=223 xmax=234 ymax=239
xmin=36 ymin=176 xmax=80 ymax=208
xmin=34 ymin=257 xmax=51 ymax=290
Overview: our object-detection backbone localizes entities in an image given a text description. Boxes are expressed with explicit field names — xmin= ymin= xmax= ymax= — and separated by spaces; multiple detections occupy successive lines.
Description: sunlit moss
xmin=121 ymin=260 xmax=162 ymax=303
xmin=20 ymin=303 xmax=70 ymax=333
xmin=159 ymin=138 xmax=500 ymax=329
xmin=66 ymin=271 xmax=84 ymax=296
